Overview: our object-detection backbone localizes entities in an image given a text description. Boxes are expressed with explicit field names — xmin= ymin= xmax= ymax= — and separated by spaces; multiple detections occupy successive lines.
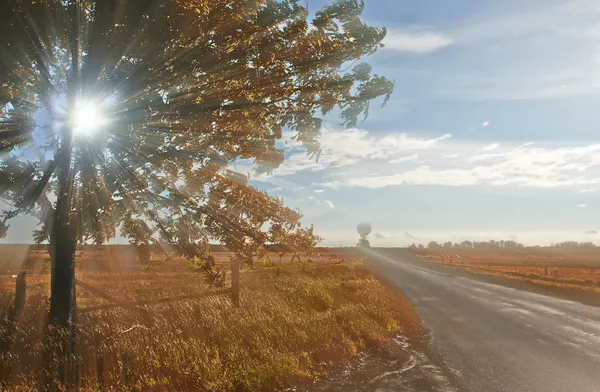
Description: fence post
xmin=97 ymin=353 xmax=104 ymax=390
xmin=231 ymin=259 xmax=240 ymax=307
xmin=544 ymin=266 xmax=548 ymax=276
xmin=70 ymin=282 xmax=80 ymax=389
xmin=13 ymin=271 xmax=26 ymax=320
xmin=122 ymin=354 xmax=130 ymax=385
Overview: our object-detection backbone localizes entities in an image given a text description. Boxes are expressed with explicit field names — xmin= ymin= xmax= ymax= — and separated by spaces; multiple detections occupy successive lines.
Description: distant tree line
xmin=551 ymin=241 xmax=597 ymax=248
xmin=408 ymin=240 xmax=597 ymax=249
xmin=409 ymin=240 xmax=525 ymax=250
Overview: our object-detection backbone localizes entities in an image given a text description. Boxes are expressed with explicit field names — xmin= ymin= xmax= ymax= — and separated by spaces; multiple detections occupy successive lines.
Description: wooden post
xmin=96 ymin=353 xmax=104 ymax=390
xmin=10 ymin=270 xmax=26 ymax=321
xmin=14 ymin=270 xmax=26 ymax=317
xmin=122 ymin=354 xmax=129 ymax=385
xmin=544 ymin=266 xmax=548 ymax=276
xmin=276 ymin=267 xmax=280 ymax=277
xmin=221 ymin=270 xmax=227 ymax=284
xmin=231 ymin=259 xmax=240 ymax=307
xmin=70 ymin=281 xmax=80 ymax=389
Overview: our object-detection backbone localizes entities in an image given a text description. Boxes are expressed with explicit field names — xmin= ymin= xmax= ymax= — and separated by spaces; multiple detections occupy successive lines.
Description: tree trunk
xmin=49 ymin=215 xmax=77 ymax=327
xmin=48 ymin=126 xmax=76 ymax=327
xmin=48 ymin=88 xmax=76 ymax=327
xmin=44 ymin=191 xmax=78 ymax=390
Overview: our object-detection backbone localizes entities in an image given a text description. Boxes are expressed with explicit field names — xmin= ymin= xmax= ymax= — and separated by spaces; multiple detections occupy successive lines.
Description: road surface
xmin=364 ymin=249 xmax=600 ymax=392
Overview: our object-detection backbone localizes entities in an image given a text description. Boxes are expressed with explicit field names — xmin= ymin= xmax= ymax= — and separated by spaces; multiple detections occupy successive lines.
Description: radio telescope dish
xmin=357 ymin=222 xmax=372 ymax=238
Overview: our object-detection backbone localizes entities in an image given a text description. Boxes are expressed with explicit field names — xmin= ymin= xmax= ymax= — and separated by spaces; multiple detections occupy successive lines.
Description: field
xmin=408 ymin=247 xmax=600 ymax=293
xmin=0 ymin=246 xmax=421 ymax=391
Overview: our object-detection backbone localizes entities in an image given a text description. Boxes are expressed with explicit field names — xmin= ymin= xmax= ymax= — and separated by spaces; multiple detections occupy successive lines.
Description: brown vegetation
xmin=412 ymin=248 xmax=600 ymax=293
xmin=0 ymin=248 xmax=418 ymax=391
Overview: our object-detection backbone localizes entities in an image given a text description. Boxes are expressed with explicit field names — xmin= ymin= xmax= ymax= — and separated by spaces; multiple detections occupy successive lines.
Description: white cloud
xmin=577 ymin=188 xmax=595 ymax=193
xmin=389 ymin=154 xmax=419 ymax=164
xmin=321 ymin=141 xmax=600 ymax=189
xmin=479 ymin=143 xmax=499 ymax=152
xmin=324 ymin=200 xmax=335 ymax=209
xmin=482 ymin=121 xmax=491 ymax=127
xmin=251 ymin=126 xmax=600 ymax=192
xmin=577 ymin=204 xmax=588 ymax=208
xmin=259 ymin=127 xmax=452 ymax=178
xmin=383 ymin=29 xmax=453 ymax=54
xmin=467 ymin=153 xmax=503 ymax=163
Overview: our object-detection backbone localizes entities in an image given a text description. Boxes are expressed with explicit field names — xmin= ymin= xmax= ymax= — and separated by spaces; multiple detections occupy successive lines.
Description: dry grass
xmin=0 ymin=251 xmax=416 ymax=391
xmin=415 ymin=249 xmax=600 ymax=293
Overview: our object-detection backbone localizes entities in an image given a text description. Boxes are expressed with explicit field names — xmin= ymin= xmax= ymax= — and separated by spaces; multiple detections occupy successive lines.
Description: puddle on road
xmin=289 ymin=335 xmax=457 ymax=392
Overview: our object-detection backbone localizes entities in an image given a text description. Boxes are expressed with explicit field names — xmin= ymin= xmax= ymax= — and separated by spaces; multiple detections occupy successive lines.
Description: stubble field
xmin=409 ymin=247 xmax=600 ymax=293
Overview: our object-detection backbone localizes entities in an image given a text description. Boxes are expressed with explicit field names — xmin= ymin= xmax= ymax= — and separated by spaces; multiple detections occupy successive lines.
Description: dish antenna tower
xmin=357 ymin=222 xmax=371 ymax=248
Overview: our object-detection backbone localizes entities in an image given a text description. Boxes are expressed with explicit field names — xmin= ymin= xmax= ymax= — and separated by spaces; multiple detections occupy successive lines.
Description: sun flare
xmin=72 ymin=103 xmax=108 ymax=135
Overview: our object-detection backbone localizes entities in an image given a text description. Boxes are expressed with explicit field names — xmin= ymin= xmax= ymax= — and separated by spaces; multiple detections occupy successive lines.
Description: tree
xmin=443 ymin=241 xmax=453 ymax=249
xmin=269 ymin=224 xmax=322 ymax=261
xmin=553 ymin=241 xmax=595 ymax=248
xmin=428 ymin=241 xmax=441 ymax=249
xmin=0 ymin=0 xmax=393 ymax=326
xmin=504 ymin=240 xmax=523 ymax=248
xmin=459 ymin=241 xmax=469 ymax=248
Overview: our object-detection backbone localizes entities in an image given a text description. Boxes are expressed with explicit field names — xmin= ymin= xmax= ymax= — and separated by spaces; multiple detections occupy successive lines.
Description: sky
xmin=3 ymin=0 xmax=600 ymax=247
xmin=249 ymin=0 xmax=600 ymax=247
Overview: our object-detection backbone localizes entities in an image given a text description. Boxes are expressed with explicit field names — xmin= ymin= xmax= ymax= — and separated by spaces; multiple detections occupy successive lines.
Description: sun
xmin=72 ymin=102 xmax=109 ymax=135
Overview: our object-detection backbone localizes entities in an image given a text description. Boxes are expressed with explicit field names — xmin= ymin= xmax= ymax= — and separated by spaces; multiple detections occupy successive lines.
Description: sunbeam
xmin=72 ymin=102 xmax=108 ymax=136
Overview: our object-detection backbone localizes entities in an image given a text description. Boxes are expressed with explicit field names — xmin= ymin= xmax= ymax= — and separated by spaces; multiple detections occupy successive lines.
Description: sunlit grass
xmin=0 ymin=254 xmax=413 ymax=391
xmin=415 ymin=250 xmax=600 ymax=293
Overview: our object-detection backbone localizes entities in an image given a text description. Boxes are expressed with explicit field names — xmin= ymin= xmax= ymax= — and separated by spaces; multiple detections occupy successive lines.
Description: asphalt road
xmin=364 ymin=248 xmax=600 ymax=392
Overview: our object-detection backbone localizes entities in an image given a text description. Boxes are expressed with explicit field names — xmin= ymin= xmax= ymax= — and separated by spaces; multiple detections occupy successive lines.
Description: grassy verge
xmin=461 ymin=265 xmax=600 ymax=294
xmin=0 ymin=258 xmax=419 ymax=391
xmin=412 ymin=251 xmax=600 ymax=294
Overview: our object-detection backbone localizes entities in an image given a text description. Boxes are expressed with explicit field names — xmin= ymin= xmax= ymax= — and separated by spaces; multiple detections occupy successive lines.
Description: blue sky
xmin=3 ymin=0 xmax=600 ymax=246
xmin=250 ymin=0 xmax=600 ymax=246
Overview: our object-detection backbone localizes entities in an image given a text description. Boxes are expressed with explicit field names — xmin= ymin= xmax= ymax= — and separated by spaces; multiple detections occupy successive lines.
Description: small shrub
xmin=307 ymin=288 xmax=334 ymax=312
